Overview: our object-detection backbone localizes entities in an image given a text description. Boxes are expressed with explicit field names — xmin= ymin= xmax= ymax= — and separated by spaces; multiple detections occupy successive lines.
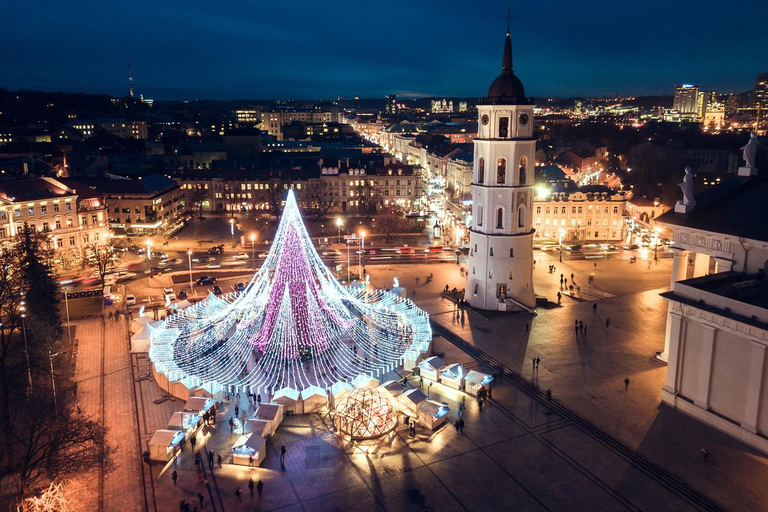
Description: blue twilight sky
xmin=2 ymin=0 xmax=767 ymax=100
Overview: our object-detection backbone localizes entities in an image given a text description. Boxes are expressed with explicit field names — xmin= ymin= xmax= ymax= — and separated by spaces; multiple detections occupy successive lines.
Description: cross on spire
xmin=506 ymin=8 xmax=512 ymax=36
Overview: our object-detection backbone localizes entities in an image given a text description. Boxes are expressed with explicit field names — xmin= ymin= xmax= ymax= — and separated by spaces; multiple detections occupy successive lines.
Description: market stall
xmin=379 ymin=380 xmax=405 ymax=398
xmin=192 ymin=381 xmax=225 ymax=401
xmin=417 ymin=356 xmax=446 ymax=382
xmin=148 ymin=429 xmax=184 ymax=462
xmin=329 ymin=381 xmax=354 ymax=409
xmin=184 ymin=396 xmax=216 ymax=415
xmin=254 ymin=403 xmax=284 ymax=431
xmin=247 ymin=417 xmax=272 ymax=438
xmin=167 ymin=410 xmax=201 ymax=439
xmin=130 ymin=314 xmax=154 ymax=334
xmin=464 ymin=370 xmax=494 ymax=396
xmin=231 ymin=432 xmax=268 ymax=466
xmin=301 ymin=385 xmax=328 ymax=413
xmin=439 ymin=363 xmax=465 ymax=390
xmin=273 ymin=387 xmax=301 ymax=414
xmin=417 ymin=400 xmax=450 ymax=430
xmin=398 ymin=388 xmax=427 ymax=415
xmin=130 ymin=322 xmax=154 ymax=353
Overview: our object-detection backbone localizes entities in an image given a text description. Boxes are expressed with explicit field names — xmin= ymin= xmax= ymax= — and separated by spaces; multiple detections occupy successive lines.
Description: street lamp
xmin=49 ymin=350 xmax=60 ymax=413
xmin=62 ymin=285 xmax=72 ymax=348
xmin=230 ymin=218 xmax=235 ymax=247
xmin=250 ymin=233 xmax=256 ymax=270
xmin=187 ymin=249 xmax=194 ymax=295
xmin=146 ymin=240 xmax=153 ymax=278
xmin=336 ymin=217 xmax=343 ymax=244
xmin=558 ymin=229 xmax=565 ymax=263
xmin=653 ymin=227 xmax=660 ymax=261
xmin=346 ymin=238 xmax=351 ymax=282
xmin=359 ymin=230 xmax=366 ymax=278
xmin=20 ymin=296 xmax=32 ymax=397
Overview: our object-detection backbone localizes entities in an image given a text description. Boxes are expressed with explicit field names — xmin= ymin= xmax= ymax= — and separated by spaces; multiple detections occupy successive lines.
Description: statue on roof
xmin=678 ymin=167 xmax=696 ymax=208
xmin=741 ymin=131 xmax=758 ymax=169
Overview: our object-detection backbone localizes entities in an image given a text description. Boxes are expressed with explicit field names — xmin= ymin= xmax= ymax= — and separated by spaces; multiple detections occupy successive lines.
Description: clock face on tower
xmin=519 ymin=113 xmax=529 ymax=125
xmin=481 ymin=114 xmax=489 ymax=125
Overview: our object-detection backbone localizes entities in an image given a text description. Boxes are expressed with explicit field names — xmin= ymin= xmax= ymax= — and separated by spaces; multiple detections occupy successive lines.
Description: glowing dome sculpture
xmin=335 ymin=387 xmax=397 ymax=439
xmin=149 ymin=190 xmax=431 ymax=396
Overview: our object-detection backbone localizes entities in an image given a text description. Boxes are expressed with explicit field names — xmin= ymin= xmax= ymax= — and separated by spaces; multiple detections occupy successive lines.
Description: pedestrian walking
xmin=546 ymin=387 xmax=552 ymax=400
xmin=248 ymin=455 xmax=253 ymax=467
xmin=195 ymin=453 xmax=201 ymax=467
xmin=570 ymin=273 xmax=574 ymax=281
xmin=606 ymin=317 xmax=611 ymax=329
xmin=208 ymin=450 xmax=214 ymax=469
xmin=478 ymin=397 xmax=483 ymax=411
xmin=532 ymin=357 xmax=535 ymax=369
xmin=197 ymin=493 xmax=204 ymax=508
xmin=593 ymin=262 xmax=597 ymax=270
xmin=172 ymin=470 xmax=178 ymax=486
xmin=579 ymin=321 xmax=583 ymax=333
xmin=280 ymin=444 xmax=286 ymax=464
xmin=234 ymin=405 xmax=239 ymax=417
xmin=257 ymin=479 xmax=264 ymax=497
xmin=525 ymin=323 xmax=529 ymax=333
xmin=574 ymin=324 xmax=579 ymax=335
xmin=248 ymin=478 xmax=254 ymax=496
xmin=557 ymin=292 xmax=562 ymax=304
xmin=229 ymin=417 xmax=234 ymax=432
xmin=217 ymin=454 xmax=223 ymax=468
xmin=235 ymin=488 xmax=242 ymax=502
xmin=536 ymin=356 xmax=540 ymax=368
xmin=624 ymin=377 xmax=630 ymax=390
xmin=257 ymin=393 xmax=262 ymax=406
xmin=593 ymin=303 xmax=597 ymax=313
xmin=569 ymin=284 xmax=574 ymax=294
xmin=190 ymin=435 xmax=196 ymax=451
xmin=584 ymin=324 xmax=588 ymax=336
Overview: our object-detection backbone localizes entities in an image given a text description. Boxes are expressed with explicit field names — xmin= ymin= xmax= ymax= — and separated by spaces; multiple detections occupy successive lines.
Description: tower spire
xmin=506 ymin=8 xmax=511 ymax=37
xmin=128 ymin=60 xmax=134 ymax=98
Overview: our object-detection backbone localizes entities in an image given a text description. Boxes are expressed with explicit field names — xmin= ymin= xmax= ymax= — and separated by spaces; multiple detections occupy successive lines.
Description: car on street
xmin=125 ymin=293 xmax=136 ymax=306
xmin=623 ymin=244 xmax=640 ymax=250
xmin=210 ymin=285 xmax=223 ymax=295
xmin=177 ymin=289 xmax=188 ymax=300
xmin=258 ymin=252 xmax=269 ymax=258
xmin=232 ymin=253 xmax=249 ymax=260
xmin=158 ymin=253 xmax=170 ymax=260
xmin=425 ymin=245 xmax=444 ymax=253
xmin=197 ymin=276 xmax=217 ymax=285
xmin=396 ymin=246 xmax=415 ymax=254
xmin=159 ymin=258 xmax=180 ymax=266
xmin=234 ymin=282 xmax=245 ymax=292
xmin=163 ymin=287 xmax=176 ymax=301
xmin=321 ymin=250 xmax=342 ymax=257
xmin=208 ymin=245 xmax=224 ymax=255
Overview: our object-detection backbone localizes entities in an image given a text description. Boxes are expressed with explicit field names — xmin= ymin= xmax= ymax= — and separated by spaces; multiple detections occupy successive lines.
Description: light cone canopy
xmin=149 ymin=190 xmax=431 ymax=395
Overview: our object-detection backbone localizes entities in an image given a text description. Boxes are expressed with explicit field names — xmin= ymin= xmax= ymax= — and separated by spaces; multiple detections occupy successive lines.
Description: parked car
xmin=208 ymin=245 xmax=224 ymax=255
xmin=210 ymin=285 xmax=223 ymax=295
xmin=258 ymin=252 xmax=269 ymax=259
xmin=234 ymin=282 xmax=246 ymax=292
xmin=197 ymin=276 xmax=217 ymax=285
xmin=232 ymin=253 xmax=249 ymax=260
xmin=125 ymin=294 xmax=136 ymax=306
xmin=163 ymin=287 xmax=176 ymax=301
xmin=177 ymin=289 xmax=188 ymax=300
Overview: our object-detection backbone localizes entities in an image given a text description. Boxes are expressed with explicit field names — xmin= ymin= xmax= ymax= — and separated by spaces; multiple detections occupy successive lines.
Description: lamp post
xmin=558 ymin=229 xmax=565 ymax=263
xmin=187 ymin=249 xmax=194 ymax=295
xmin=653 ymin=227 xmax=660 ymax=261
xmin=336 ymin=217 xmax=343 ymax=244
xmin=49 ymin=350 xmax=59 ymax=413
xmin=63 ymin=286 xmax=72 ymax=348
xmin=230 ymin=218 xmax=235 ymax=248
xmin=346 ymin=239 xmax=351 ymax=282
xmin=146 ymin=240 xmax=153 ymax=278
xmin=250 ymin=233 xmax=256 ymax=270
xmin=359 ymin=230 xmax=366 ymax=278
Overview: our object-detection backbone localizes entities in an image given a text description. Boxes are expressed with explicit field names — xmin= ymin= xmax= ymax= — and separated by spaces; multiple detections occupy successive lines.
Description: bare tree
xmin=303 ymin=180 xmax=334 ymax=220
xmin=188 ymin=186 xmax=209 ymax=220
xmin=255 ymin=180 xmax=285 ymax=217
xmin=81 ymin=241 xmax=122 ymax=291
xmin=375 ymin=213 xmax=411 ymax=243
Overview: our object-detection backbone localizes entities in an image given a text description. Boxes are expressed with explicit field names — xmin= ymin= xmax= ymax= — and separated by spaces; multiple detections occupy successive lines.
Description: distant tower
xmin=464 ymin=19 xmax=536 ymax=312
xmin=128 ymin=60 xmax=134 ymax=98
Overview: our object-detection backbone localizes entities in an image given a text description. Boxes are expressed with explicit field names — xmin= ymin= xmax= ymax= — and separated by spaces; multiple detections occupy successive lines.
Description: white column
xmin=669 ymin=248 xmax=689 ymax=289
xmin=693 ymin=324 xmax=716 ymax=409
xmin=662 ymin=310 xmax=684 ymax=397
xmin=741 ymin=341 xmax=766 ymax=433
xmin=714 ymin=257 xmax=733 ymax=274
xmin=693 ymin=252 xmax=710 ymax=278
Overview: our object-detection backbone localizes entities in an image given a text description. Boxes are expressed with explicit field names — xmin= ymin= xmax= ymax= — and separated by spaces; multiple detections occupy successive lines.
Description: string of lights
xmin=149 ymin=190 xmax=431 ymax=396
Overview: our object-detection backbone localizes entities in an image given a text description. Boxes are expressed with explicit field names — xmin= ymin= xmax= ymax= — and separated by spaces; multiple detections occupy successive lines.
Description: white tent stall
xmin=130 ymin=314 xmax=154 ymax=334
xmin=148 ymin=429 xmax=184 ymax=462
xmin=130 ymin=322 xmax=154 ymax=353
xmin=301 ymin=385 xmax=328 ymax=413
xmin=464 ymin=370 xmax=494 ymax=396
xmin=192 ymin=381 xmax=225 ymax=402
xmin=417 ymin=400 xmax=450 ymax=430
xmin=439 ymin=363 xmax=465 ymax=390
xmin=417 ymin=356 xmax=446 ymax=382
xmin=184 ymin=396 xmax=216 ymax=415
xmin=273 ymin=387 xmax=301 ymax=414
xmin=247 ymin=417 xmax=272 ymax=438
xmin=231 ymin=432 xmax=267 ymax=467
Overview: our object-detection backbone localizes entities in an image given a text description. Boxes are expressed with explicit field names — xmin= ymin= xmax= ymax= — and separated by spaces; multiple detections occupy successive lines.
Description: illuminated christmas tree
xmin=150 ymin=190 xmax=431 ymax=395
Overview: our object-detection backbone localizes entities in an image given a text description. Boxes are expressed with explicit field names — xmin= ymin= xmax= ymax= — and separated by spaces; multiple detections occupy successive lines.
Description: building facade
xmin=465 ymin=30 xmax=536 ymax=312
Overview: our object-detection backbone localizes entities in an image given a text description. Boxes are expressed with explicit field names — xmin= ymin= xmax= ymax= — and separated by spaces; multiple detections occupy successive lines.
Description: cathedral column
xmin=669 ymin=247 xmax=689 ymax=289
xmin=714 ymin=257 xmax=733 ymax=273
xmin=693 ymin=324 xmax=716 ymax=409
xmin=693 ymin=252 xmax=710 ymax=278
xmin=741 ymin=341 xmax=766 ymax=433
xmin=661 ymin=310 xmax=684 ymax=398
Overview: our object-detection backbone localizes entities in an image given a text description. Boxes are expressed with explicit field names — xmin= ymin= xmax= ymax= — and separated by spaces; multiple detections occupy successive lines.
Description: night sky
xmin=3 ymin=0 xmax=767 ymax=100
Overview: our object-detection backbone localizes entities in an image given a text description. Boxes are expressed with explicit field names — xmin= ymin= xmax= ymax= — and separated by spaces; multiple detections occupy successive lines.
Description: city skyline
xmin=2 ymin=0 xmax=767 ymax=101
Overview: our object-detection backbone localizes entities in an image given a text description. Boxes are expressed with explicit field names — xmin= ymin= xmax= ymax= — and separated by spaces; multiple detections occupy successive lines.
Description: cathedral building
xmin=464 ymin=29 xmax=536 ymax=312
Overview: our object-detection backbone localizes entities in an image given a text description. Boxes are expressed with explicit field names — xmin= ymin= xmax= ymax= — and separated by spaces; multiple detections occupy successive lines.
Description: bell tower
xmin=464 ymin=25 xmax=536 ymax=311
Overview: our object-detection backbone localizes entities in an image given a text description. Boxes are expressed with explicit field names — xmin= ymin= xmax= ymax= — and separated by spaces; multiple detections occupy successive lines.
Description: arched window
xmin=518 ymin=204 xmax=526 ymax=228
xmin=477 ymin=157 xmax=485 ymax=184
xmin=497 ymin=158 xmax=506 ymax=184
xmin=519 ymin=157 xmax=527 ymax=185
xmin=496 ymin=207 xmax=504 ymax=229
xmin=477 ymin=205 xmax=483 ymax=226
